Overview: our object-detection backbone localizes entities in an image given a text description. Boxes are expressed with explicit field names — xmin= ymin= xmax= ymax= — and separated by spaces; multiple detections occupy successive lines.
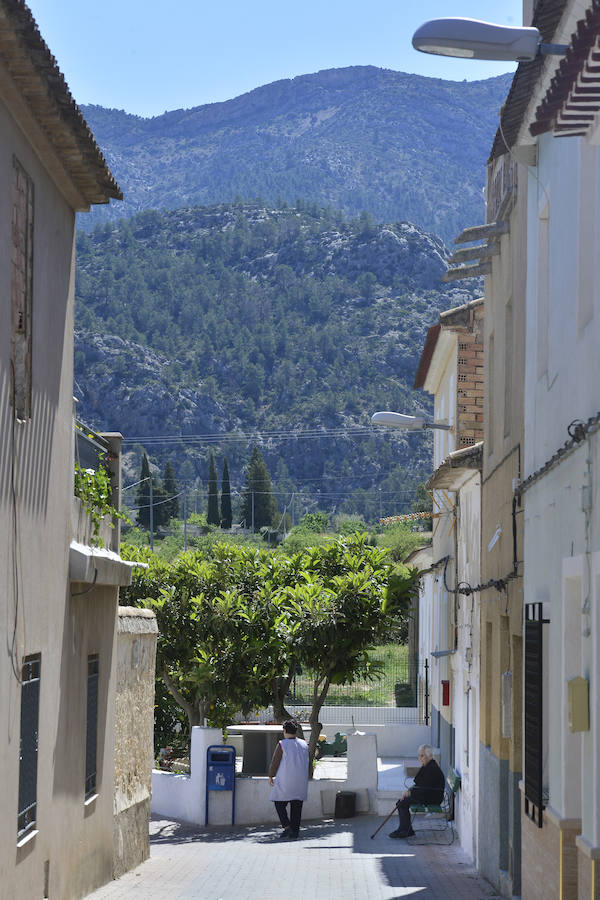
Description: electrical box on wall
xmin=568 ymin=677 xmax=589 ymax=732
xmin=442 ymin=679 xmax=450 ymax=706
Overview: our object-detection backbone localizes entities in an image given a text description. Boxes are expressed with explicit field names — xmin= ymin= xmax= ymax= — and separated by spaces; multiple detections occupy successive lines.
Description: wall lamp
xmin=371 ymin=411 xmax=452 ymax=431
xmin=412 ymin=17 xmax=567 ymax=62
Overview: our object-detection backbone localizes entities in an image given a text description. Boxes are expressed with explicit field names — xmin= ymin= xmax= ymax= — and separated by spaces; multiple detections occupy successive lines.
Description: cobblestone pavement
xmin=89 ymin=815 xmax=502 ymax=900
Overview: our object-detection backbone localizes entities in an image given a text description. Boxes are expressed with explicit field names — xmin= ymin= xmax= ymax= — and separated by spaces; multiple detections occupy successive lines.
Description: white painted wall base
xmin=151 ymin=727 xmax=394 ymax=827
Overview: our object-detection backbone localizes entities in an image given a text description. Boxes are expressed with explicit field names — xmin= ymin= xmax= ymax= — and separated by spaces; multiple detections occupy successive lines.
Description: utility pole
xmin=149 ymin=474 xmax=154 ymax=551
xmin=183 ymin=485 xmax=187 ymax=551
xmin=251 ymin=491 xmax=255 ymax=533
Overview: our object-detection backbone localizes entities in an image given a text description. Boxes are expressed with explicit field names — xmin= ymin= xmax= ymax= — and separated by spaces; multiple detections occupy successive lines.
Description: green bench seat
xmin=407 ymin=767 xmax=461 ymax=844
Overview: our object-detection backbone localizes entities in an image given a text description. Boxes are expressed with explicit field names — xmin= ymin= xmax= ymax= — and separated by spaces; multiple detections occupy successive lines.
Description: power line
xmin=120 ymin=425 xmax=423 ymax=446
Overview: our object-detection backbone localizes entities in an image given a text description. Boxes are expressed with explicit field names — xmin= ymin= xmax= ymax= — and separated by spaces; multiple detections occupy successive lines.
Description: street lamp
xmin=371 ymin=411 xmax=452 ymax=431
xmin=412 ymin=18 xmax=567 ymax=62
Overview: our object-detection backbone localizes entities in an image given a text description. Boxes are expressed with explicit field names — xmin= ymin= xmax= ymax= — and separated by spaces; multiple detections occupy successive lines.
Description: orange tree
xmin=120 ymin=537 xmax=420 ymax=755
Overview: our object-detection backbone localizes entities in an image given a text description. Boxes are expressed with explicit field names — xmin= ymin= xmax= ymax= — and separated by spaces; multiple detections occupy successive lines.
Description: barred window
xmin=458 ymin=374 xmax=468 ymax=383
xmin=18 ymin=655 xmax=41 ymax=840
xmin=458 ymin=357 xmax=467 ymax=366
xmin=85 ymin=655 xmax=99 ymax=799
xmin=524 ymin=603 xmax=544 ymax=827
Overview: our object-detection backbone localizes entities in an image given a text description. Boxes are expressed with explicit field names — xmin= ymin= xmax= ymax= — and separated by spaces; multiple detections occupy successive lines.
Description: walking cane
xmin=370 ymin=800 xmax=399 ymax=839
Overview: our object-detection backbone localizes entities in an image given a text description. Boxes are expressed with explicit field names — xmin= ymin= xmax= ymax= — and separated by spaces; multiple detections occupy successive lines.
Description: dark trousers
xmin=274 ymin=800 xmax=303 ymax=834
xmin=396 ymin=796 xmax=412 ymax=832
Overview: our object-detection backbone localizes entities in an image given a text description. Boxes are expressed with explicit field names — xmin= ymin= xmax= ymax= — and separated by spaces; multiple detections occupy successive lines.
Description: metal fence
xmin=286 ymin=652 xmax=430 ymax=716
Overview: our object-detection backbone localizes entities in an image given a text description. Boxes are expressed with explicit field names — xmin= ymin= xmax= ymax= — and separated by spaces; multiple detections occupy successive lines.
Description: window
xmin=487 ymin=334 xmax=495 ymax=455
xmin=577 ymin=140 xmax=597 ymax=332
xmin=524 ymin=603 xmax=544 ymax=827
xmin=18 ymin=655 xmax=41 ymax=840
xmin=11 ymin=157 xmax=34 ymax=421
xmin=503 ymin=300 xmax=513 ymax=438
xmin=85 ymin=655 xmax=99 ymax=799
xmin=536 ymin=206 xmax=549 ymax=380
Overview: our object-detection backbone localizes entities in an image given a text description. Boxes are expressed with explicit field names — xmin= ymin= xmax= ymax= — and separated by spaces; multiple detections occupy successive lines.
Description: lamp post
xmin=371 ymin=411 xmax=452 ymax=431
xmin=412 ymin=17 xmax=567 ymax=61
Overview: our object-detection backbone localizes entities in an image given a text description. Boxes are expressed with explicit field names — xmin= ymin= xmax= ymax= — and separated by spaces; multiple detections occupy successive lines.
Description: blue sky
xmin=27 ymin=0 xmax=522 ymax=117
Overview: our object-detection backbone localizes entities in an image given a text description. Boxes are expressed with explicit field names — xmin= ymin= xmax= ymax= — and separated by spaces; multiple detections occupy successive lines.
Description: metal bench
xmin=407 ymin=767 xmax=461 ymax=845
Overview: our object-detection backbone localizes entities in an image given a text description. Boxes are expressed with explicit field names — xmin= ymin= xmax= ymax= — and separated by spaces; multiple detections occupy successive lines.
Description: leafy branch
xmin=74 ymin=458 xmax=130 ymax=546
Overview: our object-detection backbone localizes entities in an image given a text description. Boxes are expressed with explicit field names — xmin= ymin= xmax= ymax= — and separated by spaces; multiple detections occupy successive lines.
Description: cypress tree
xmin=220 ymin=458 xmax=232 ymax=530
xmin=136 ymin=453 xmax=151 ymax=530
xmin=240 ymin=446 xmax=278 ymax=531
xmin=207 ymin=452 xmax=220 ymax=526
xmin=162 ymin=461 xmax=179 ymax=520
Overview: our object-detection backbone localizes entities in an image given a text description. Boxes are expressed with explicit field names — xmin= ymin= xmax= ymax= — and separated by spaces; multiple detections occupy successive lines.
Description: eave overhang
xmin=488 ymin=0 xmax=568 ymax=161
xmin=0 ymin=0 xmax=122 ymax=209
xmin=531 ymin=3 xmax=600 ymax=139
xmin=426 ymin=441 xmax=483 ymax=491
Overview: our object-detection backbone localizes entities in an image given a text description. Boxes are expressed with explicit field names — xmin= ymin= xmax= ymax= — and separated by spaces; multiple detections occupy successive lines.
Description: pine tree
xmin=136 ymin=453 xmax=152 ymax=530
xmin=240 ymin=446 xmax=278 ymax=531
xmin=163 ymin=461 xmax=179 ymax=520
xmin=220 ymin=458 xmax=232 ymax=530
xmin=207 ymin=452 xmax=220 ymax=526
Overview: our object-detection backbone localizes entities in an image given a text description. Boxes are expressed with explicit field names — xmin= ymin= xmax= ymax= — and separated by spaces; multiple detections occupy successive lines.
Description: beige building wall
xmin=478 ymin=153 xmax=527 ymax=898
xmin=114 ymin=607 xmax=158 ymax=878
xmin=0 ymin=82 xmax=125 ymax=900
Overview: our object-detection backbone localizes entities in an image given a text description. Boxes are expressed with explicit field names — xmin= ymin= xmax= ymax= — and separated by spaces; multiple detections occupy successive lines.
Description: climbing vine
xmin=74 ymin=458 xmax=129 ymax=546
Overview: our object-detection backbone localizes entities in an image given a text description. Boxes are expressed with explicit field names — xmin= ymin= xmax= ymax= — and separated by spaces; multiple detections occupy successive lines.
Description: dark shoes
xmin=389 ymin=828 xmax=415 ymax=839
xmin=276 ymin=826 xmax=299 ymax=840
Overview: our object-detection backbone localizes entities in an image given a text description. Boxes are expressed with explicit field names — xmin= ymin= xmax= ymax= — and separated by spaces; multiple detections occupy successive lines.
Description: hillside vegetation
xmin=75 ymin=201 xmax=479 ymax=518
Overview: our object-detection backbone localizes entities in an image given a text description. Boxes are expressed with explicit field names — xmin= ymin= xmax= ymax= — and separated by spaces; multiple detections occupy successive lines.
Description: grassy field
xmin=288 ymin=643 xmax=413 ymax=707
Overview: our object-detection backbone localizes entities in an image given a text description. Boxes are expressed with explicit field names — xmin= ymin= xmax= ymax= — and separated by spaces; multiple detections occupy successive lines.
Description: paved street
xmin=90 ymin=814 xmax=501 ymax=900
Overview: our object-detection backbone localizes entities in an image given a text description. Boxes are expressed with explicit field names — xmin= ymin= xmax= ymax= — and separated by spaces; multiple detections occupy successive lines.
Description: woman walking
xmin=268 ymin=720 xmax=310 ymax=840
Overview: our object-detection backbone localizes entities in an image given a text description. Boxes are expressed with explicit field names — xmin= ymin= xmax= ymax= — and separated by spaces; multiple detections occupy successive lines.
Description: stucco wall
xmin=113 ymin=607 xmax=157 ymax=878
xmin=0 ymin=90 xmax=120 ymax=899
xmin=522 ymin=131 xmax=600 ymax=897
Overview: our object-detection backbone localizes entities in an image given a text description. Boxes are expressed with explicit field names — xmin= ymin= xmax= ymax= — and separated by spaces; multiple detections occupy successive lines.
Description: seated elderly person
xmin=389 ymin=743 xmax=445 ymax=838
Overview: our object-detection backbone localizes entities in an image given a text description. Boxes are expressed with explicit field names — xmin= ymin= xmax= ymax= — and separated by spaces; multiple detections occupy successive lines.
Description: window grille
xmin=18 ymin=655 xmax=41 ymax=839
xmin=458 ymin=357 xmax=467 ymax=366
xmin=458 ymin=374 xmax=468 ymax=382
xmin=85 ymin=655 xmax=99 ymax=798
xmin=460 ymin=436 xmax=476 ymax=447
xmin=524 ymin=603 xmax=544 ymax=827
xmin=458 ymin=342 xmax=469 ymax=351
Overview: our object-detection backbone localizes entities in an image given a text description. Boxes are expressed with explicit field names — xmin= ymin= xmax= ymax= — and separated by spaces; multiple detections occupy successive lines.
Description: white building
xmin=413 ymin=298 xmax=483 ymax=862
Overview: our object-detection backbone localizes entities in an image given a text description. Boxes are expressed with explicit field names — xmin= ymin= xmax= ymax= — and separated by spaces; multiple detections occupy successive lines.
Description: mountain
xmin=81 ymin=67 xmax=512 ymax=244
xmin=74 ymin=201 xmax=480 ymax=519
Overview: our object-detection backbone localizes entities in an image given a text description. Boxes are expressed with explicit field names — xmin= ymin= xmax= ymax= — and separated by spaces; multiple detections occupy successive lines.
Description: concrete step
xmin=375 ymin=790 xmax=400 ymax=816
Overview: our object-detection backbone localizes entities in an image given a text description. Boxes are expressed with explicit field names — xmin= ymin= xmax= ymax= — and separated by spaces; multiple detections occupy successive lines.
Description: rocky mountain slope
xmin=75 ymin=202 xmax=480 ymax=517
xmin=81 ymin=66 xmax=511 ymax=244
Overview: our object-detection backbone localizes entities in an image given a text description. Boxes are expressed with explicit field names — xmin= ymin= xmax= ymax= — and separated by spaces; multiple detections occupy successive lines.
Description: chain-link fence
xmin=286 ymin=646 xmax=424 ymax=708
